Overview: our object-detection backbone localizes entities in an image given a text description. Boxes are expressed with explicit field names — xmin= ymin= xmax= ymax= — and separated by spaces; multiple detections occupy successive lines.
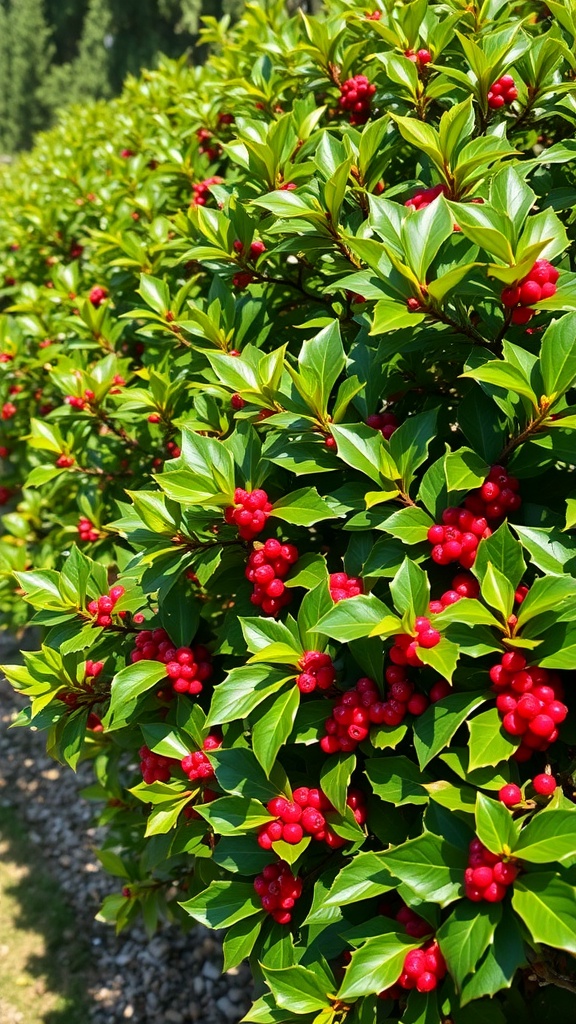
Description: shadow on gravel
xmin=0 ymin=804 xmax=91 ymax=1024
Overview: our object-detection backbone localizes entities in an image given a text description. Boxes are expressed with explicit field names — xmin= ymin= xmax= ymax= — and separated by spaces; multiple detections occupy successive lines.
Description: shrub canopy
xmin=2 ymin=1 xmax=576 ymax=1022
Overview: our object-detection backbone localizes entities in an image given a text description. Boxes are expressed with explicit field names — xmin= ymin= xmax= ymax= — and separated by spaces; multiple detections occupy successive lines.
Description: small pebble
xmin=0 ymin=647 xmax=251 ymax=1024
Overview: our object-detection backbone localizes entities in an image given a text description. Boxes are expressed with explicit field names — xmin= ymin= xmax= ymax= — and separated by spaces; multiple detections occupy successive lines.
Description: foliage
xmin=2 ymin=0 xmax=576 ymax=1021
xmin=0 ymin=0 xmax=241 ymax=153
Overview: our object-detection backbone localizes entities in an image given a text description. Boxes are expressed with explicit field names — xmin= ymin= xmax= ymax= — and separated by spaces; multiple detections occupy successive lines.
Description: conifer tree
xmin=5 ymin=0 xmax=55 ymax=152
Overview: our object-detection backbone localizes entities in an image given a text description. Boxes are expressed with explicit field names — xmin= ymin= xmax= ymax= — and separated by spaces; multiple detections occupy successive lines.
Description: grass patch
xmin=0 ymin=806 xmax=91 ymax=1024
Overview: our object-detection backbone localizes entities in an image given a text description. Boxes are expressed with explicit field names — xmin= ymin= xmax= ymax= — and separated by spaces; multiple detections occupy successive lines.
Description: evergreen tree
xmin=5 ymin=0 xmax=55 ymax=152
xmin=0 ymin=3 xmax=10 ymax=154
xmin=43 ymin=0 xmax=113 ymax=114
xmin=1 ymin=1 xmax=244 ymax=150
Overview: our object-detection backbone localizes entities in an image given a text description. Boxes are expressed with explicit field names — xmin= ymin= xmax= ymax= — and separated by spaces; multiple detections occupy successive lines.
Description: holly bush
xmin=3 ymin=1 xmax=576 ymax=1021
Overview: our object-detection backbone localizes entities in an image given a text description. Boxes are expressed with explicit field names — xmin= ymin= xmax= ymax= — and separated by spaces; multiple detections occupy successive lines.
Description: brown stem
xmin=499 ymin=406 xmax=550 ymax=462
xmin=428 ymin=307 xmax=493 ymax=348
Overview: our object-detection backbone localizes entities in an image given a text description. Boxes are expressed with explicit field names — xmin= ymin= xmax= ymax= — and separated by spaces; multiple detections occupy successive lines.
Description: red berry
xmin=532 ymin=773 xmax=556 ymax=796
xmin=498 ymin=784 xmax=522 ymax=806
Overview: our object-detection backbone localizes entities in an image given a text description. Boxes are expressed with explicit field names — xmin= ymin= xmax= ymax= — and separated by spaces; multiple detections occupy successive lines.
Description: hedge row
xmin=2 ymin=2 xmax=576 ymax=1022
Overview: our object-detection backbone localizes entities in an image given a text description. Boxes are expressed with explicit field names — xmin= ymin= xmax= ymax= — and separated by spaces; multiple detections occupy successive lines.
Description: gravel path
xmin=0 ymin=635 xmax=253 ymax=1024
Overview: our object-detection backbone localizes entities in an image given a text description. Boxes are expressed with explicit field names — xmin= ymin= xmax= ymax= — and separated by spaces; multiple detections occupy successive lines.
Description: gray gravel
xmin=0 ymin=634 xmax=253 ymax=1024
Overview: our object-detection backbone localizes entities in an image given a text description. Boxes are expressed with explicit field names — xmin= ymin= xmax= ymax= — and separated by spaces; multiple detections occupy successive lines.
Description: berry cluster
xmin=329 ymin=572 xmax=363 ymax=602
xmin=390 ymin=618 xmax=441 ymax=667
xmin=78 ymin=517 xmax=100 ymax=542
xmin=191 ymin=175 xmax=224 ymax=206
xmin=233 ymin=239 xmax=267 ymax=260
xmin=87 ymin=584 xmax=125 ymax=626
xmin=405 ymin=48 xmax=432 ymax=67
xmin=347 ymin=787 xmax=367 ymax=825
xmin=405 ymin=183 xmax=447 ymax=210
xmin=232 ymin=271 xmax=255 ymax=289
xmin=181 ymin=734 xmax=222 ymax=781
xmin=465 ymin=838 xmax=518 ymax=902
xmin=428 ymin=508 xmax=491 ymax=568
xmin=86 ymin=659 xmax=104 ymax=678
xmin=2 ymin=401 xmax=16 ymax=419
xmin=296 ymin=651 xmax=336 ymax=694
xmin=245 ymin=539 xmax=298 ymax=617
xmin=501 ymin=259 xmax=559 ymax=325
xmin=139 ymin=745 xmax=177 ymax=784
xmin=487 ymin=74 xmax=517 ymax=109
xmin=499 ymin=774 xmax=557 ymax=806
xmin=254 ymin=862 xmax=303 ymax=925
xmin=490 ymin=653 xmax=566 ymax=760
xmin=130 ymin=627 xmax=213 ymax=695
xmin=366 ymin=410 xmax=399 ymax=440
xmin=321 ymin=677 xmax=380 ymax=752
xmin=377 ymin=904 xmax=444 ymax=999
xmin=56 ymin=454 xmax=75 ymax=468
xmin=397 ymin=941 xmax=446 ymax=994
xmin=65 ymin=390 xmax=94 ymax=410
xmin=428 ymin=572 xmax=480 ymax=614
xmin=225 ymin=487 xmax=272 ymax=540
xmin=88 ymin=285 xmax=108 ymax=307
xmin=338 ymin=75 xmax=376 ymax=125
xmin=258 ymin=787 xmax=345 ymax=849
xmin=196 ymin=127 xmax=220 ymax=162
xmin=464 ymin=465 xmax=522 ymax=522
xmin=382 ymin=665 xmax=430 ymax=721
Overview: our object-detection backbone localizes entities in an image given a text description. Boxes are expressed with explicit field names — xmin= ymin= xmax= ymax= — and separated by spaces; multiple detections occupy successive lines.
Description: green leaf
xmin=444 ymin=448 xmax=489 ymax=496
xmin=241 ymin=617 xmax=303 ymax=659
xmin=511 ymin=873 xmax=576 ymax=954
xmin=376 ymin=506 xmax=434 ymax=544
xmin=467 ymin=708 xmax=519 ymax=771
xmin=516 ymin=575 xmax=576 ymax=628
xmin=105 ymin=661 xmax=168 ymax=728
xmin=481 ymin=562 xmax=514 ymax=621
xmin=381 ymin=833 xmax=467 ymax=906
xmin=365 ymin=755 xmax=432 ymax=805
xmin=262 ymin=965 xmax=331 ymax=1015
xmin=388 ymin=410 xmax=438 ymax=490
xmin=390 ymin=558 xmax=430 ymax=620
xmin=195 ymin=795 xmax=272 ymax=834
xmin=320 ymin=753 xmax=356 ymax=815
xmin=437 ymin=901 xmax=502 ymax=991
xmin=212 ymin=748 xmax=285 ymax=803
xmin=539 ymin=312 xmax=576 ymax=399
xmin=298 ymin=321 xmax=345 ymax=418
xmin=474 ymin=523 xmax=526 ymax=591
xmin=459 ymin=906 xmax=525 ymax=1004
xmin=252 ymin=686 xmax=300 ymax=776
xmin=514 ymin=811 xmax=576 ymax=863
xmin=475 ymin=792 xmax=518 ymax=855
xmin=207 ymin=666 xmax=293 ymax=725
xmin=416 ymin=637 xmax=460 ymax=682
xmin=330 ymin=424 xmax=397 ymax=488
xmin=223 ymin=914 xmax=263 ymax=972
xmin=317 ymin=594 xmax=396 ymax=642
xmin=323 ymin=852 xmax=396 ymax=908
xmin=413 ymin=692 xmax=488 ymax=769
xmin=460 ymin=361 xmax=538 ymax=407
xmin=271 ymin=487 xmax=339 ymax=526
xmin=338 ymin=932 xmax=421 ymax=1000
xmin=138 ymin=274 xmax=170 ymax=314
xmin=180 ymin=880 xmax=262 ymax=928
xmin=513 ymin=524 xmax=576 ymax=576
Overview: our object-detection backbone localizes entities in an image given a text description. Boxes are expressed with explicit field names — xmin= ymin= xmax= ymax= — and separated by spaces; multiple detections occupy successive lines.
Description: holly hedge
xmin=2 ymin=1 xmax=576 ymax=1022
